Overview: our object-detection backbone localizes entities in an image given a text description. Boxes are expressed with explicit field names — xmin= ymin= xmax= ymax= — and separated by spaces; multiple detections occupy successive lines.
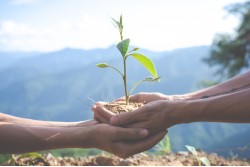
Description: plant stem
xmin=196 ymin=156 xmax=201 ymax=166
xmin=128 ymin=79 xmax=146 ymax=97
xmin=107 ymin=66 xmax=123 ymax=77
xmin=123 ymin=57 xmax=129 ymax=105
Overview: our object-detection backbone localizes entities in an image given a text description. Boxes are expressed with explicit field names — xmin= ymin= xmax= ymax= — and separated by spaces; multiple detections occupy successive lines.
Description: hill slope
xmin=0 ymin=46 xmax=249 ymax=157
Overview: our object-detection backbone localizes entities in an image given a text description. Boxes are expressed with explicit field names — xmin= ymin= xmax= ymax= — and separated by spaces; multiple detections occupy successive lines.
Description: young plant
xmin=185 ymin=145 xmax=211 ymax=166
xmin=96 ymin=15 xmax=160 ymax=105
xmin=154 ymin=135 xmax=171 ymax=155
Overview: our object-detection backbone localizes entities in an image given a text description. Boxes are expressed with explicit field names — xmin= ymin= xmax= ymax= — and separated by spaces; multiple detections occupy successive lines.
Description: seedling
xmin=96 ymin=15 xmax=160 ymax=105
xmin=154 ymin=135 xmax=171 ymax=155
xmin=185 ymin=145 xmax=211 ymax=166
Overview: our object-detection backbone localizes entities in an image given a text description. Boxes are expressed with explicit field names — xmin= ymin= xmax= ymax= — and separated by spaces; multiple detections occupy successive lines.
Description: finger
xmin=95 ymin=105 xmax=115 ymax=121
xmin=114 ymin=96 xmax=125 ymax=102
xmin=113 ymin=127 xmax=149 ymax=140
xmin=125 ymin=130 xmax=167 ymax=157
xmin=94 ymin=112 xmax=110 ymax=124
xmin=91 ymin=101 xmax=107 ymax=112
xmin=110 ymin=106 xmax=144 ymax=126
xmin=123 ymin=122 xmax=164 ymax=136
xmin=96 ymin=101 xmax=108 ymax=106
xmin=128 ymin=94 xmax=140 ymax=102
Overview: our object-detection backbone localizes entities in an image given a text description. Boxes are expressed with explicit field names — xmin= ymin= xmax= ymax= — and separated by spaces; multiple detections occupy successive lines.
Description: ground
xmin=2 ymin=151 xmax=250 ymax=166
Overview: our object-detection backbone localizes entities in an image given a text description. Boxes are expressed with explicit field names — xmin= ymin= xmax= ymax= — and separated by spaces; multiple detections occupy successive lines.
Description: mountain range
xmin=0 ymin=46 xmax=249 ymax=157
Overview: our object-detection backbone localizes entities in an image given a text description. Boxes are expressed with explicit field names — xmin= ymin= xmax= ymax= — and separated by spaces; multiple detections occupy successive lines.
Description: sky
xmin=0 ymin=0 xmax=247 ymax=52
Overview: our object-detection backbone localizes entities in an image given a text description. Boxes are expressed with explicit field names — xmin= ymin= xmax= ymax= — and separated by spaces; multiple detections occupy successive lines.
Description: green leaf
xmin=185 ymin=145 xmax=198 ymax=156
xmin=199 ymin=157 xmax=211 ymax=166
xmin=111 ymin=17 xmax=120 ymax=30
xmin=17 ymin=153 xmax=44 ymax=160
xmin=96 ymin=63 xmax=108 ymax=68
xmin=132 ymin=47 xmax=139 ymax=51
xmin=129 ymin=48 xmax=140 ymax=52
xmin=119 ymin=14 xmax=123 ymax=30
xmin=145 ymin=76 xmax=161 ymax=82
xmin=116 ymin=39 xmax=130 ymax=57
xmin=130 ymin=53 xmax=158 ymax=77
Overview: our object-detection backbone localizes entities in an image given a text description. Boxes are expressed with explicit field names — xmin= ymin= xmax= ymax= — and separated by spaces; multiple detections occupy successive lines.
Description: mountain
xmin=0 ymin=46 xmax=249 ymax=157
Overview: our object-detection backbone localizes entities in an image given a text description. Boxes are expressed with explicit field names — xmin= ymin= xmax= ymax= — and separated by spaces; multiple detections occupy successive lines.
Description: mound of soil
xmin=103 ymin=101 xmax=144 ymax=114
xmin=2 ymin=151 xmax=250 ymax=166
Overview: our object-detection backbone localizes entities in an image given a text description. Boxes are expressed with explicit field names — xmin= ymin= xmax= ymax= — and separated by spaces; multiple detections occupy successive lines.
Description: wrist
xmin=50 ymin=126 xmax=93 ymax=149
xmin=73 ymin=126 xmax=94 ymax=148
xmin=182 ymin=99 xmax=206 ymax=123
xmin=162 ymin=100 xmax=200 ymax=126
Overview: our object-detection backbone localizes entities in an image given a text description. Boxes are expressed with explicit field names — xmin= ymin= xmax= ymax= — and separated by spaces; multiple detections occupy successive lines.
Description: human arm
xmin=93 ymin=88 xmax=250 ymax=134
xmin=0 ymin=113 xmax=91 ymax=127
xmin=122 ymin=71 xmax=250 ymax=103
xmin=179 ymin=70 xmax=250 ymax=100
xmin=0 ymin=120 xmax=166 ymax=158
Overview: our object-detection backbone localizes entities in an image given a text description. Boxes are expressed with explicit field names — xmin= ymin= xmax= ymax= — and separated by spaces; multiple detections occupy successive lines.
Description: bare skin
xmin=92 ymin=71 xmax=250 ymax=135
xmin=0 ymin=115 xmax=166 ymax=158
xmin=0 ymin=113 xmax=94 ymax=127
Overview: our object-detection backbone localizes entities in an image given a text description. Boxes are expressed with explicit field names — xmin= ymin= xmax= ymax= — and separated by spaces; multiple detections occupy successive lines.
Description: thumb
xmin=110 ymin=104 xmax=142 ymax=126
xmin=110 ymin=111 xmax=137 ymax=126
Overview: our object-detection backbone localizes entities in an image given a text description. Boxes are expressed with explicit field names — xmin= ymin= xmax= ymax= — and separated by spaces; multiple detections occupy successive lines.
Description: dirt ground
xmin=2 ymin=151 xmax=250 ymax=166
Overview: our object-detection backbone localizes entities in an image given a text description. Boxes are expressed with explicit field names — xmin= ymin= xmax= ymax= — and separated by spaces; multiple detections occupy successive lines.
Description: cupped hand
xmin=89 ymin=124 xmax=166 ymax=158
xmin=92 ymin=100 xmax=185 ymax=135
xmin=91 ymin=92 xmax=171 ymax=124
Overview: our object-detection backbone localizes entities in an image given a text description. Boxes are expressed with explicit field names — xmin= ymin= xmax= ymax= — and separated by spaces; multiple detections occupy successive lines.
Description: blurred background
xmin=0 ymin=0 xmax=250 ymax=159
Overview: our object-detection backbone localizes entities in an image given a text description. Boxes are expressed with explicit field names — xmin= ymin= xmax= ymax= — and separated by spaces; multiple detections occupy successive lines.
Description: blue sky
xmin=0 ymin=0 xmax=247 ymax=52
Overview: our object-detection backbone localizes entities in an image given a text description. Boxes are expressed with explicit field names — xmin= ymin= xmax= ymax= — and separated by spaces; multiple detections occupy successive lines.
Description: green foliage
xmin=200 ymin=157 xmax=211 ymax=166
xmin=96 ymin=63 xmax=108 ymax=68
xmin=129 ymin=53 xmax=158 ymax=77
xmin=154 ymin=135 xmax=171 ymax=155
xmin=0 ymin=154 xmax=12 ymax=164
xmin=96 ymin=14 xmax=159 ymax=104
xmin=49 ymin=148 xmax=101 ymax=157
xmin=117 ymin=39 xmax=130 ymax=57
xmin=0 ymin=153 xmax=44 ymax=166
xmin=185 ymin=145 xmax=211 ymax=166
xmin=204 ymin=1 xmax=250 ymax=78
xmin=185 ymin=145 xmax=198 ymax=156
xmin=111 ymin=15 xmax=123 ymax=40
xmin=16 ymin=152 xmax=44 ymax=160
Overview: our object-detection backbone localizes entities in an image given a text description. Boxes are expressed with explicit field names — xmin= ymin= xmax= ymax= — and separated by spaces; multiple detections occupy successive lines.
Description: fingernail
xmin=140 ymin=129 xmax=148 ymax=136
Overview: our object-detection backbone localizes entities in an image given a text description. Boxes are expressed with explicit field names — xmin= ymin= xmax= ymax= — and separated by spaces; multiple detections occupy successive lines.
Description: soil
xmin=2 ymin=152 xmax=250 ymax=166
xmin=103 ymin=101 xmax=144 ymax=114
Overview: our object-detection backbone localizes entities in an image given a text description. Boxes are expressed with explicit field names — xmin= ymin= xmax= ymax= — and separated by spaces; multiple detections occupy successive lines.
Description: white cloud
xmin=0 ymin=0 xmax=242 ymax=52
xmin=0 ymin=16 xmax=116 ymax=52
xmin=11 ymin=0 xmax=39 ymax=5
xmin=1 ymin=0 xmax=243 ymax=52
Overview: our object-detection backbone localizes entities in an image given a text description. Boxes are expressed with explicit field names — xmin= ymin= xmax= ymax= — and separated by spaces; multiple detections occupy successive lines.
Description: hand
xmin=91 ymin=92 xmax=171 ymax=123
xmin=93 ymin=100 xmax=188 ymax=135
xmin=88 ymin=124 xmax=166 ymax=158
xmin=117 ymin=92 xmax=171 ymax=104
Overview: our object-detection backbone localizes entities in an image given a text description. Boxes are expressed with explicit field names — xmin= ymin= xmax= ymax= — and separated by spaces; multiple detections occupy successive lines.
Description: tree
xmin=204 ymin=1 xmax=250 ymax=78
